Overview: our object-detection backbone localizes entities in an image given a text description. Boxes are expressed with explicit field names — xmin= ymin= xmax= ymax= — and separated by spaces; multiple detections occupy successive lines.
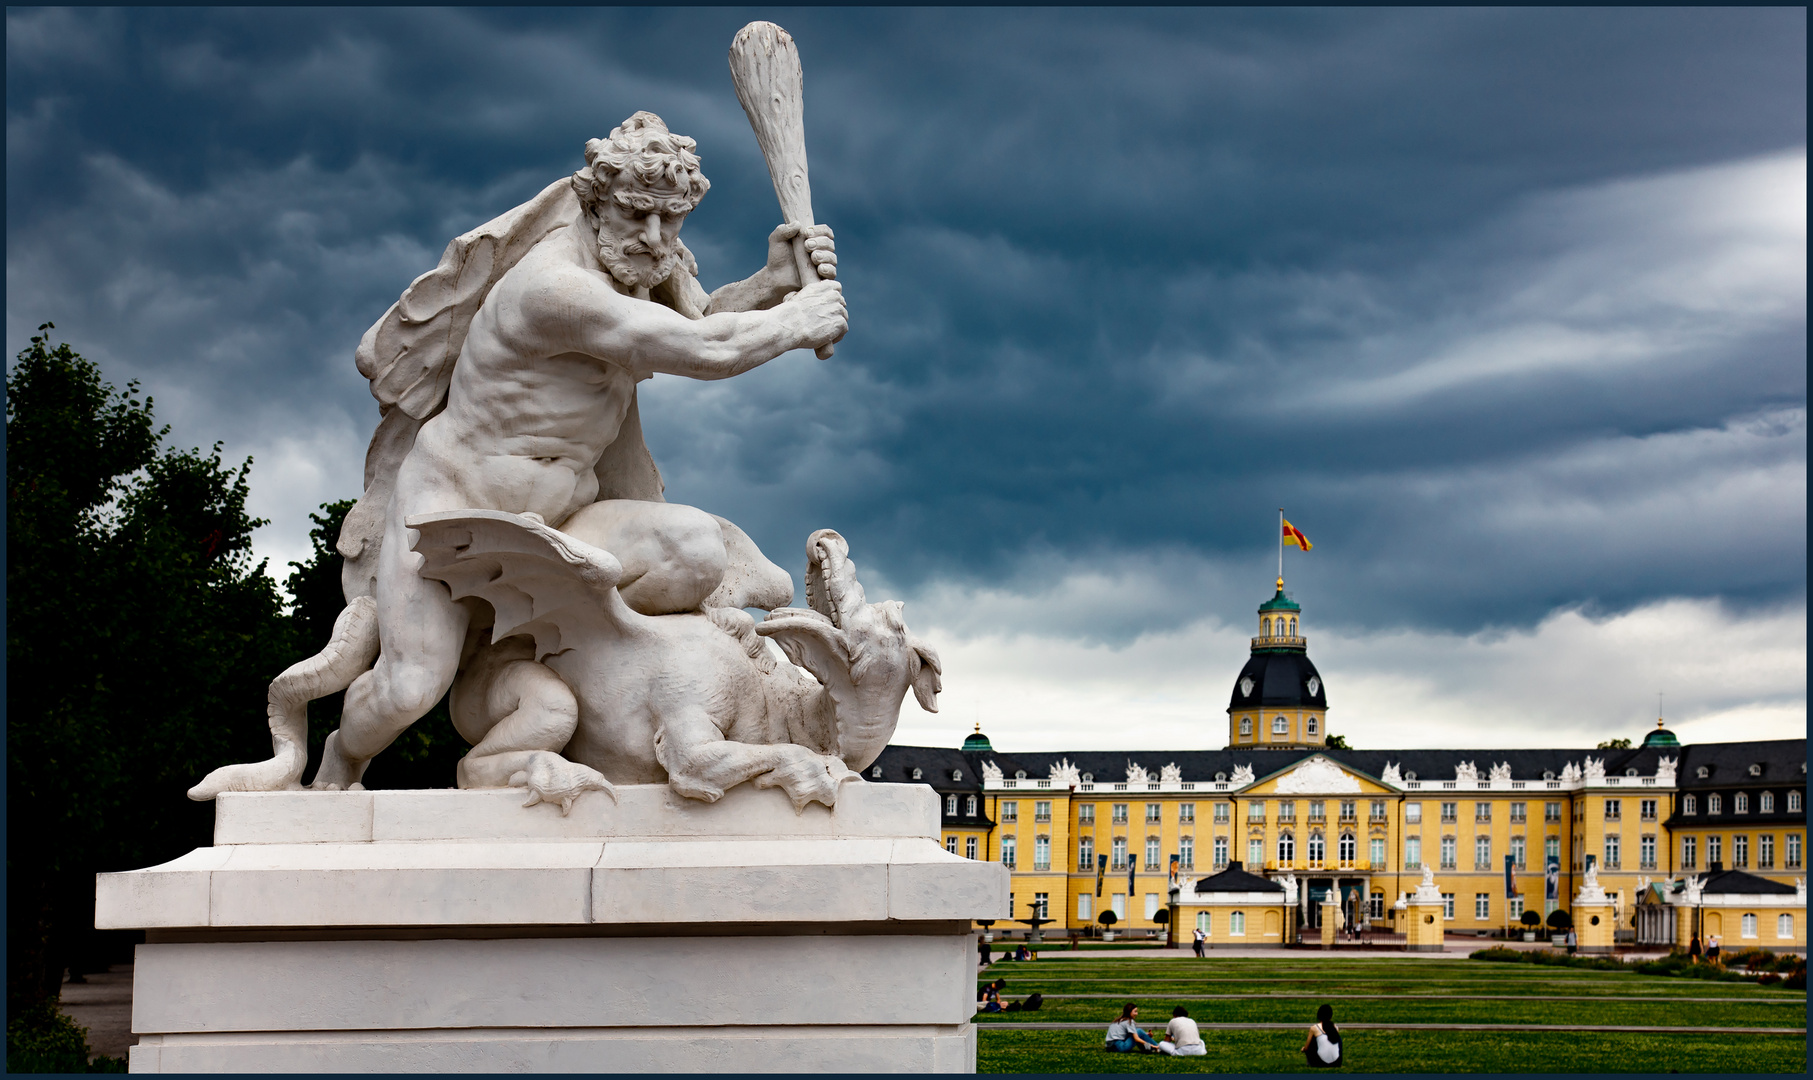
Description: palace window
xmin=1683 ymin=795 xmax=1697 ymax=815
xmin=1111 ymin=893 xmax=1126 ymax=919
xmin=1180 ymin=803 xmax=1195 ymax=824
xmin=1112 ymin=803 xmax=1129 ymax=824
xmin=1001 ymin=836 xmax=1017 ymax=869
xmin=1779 ymin=914 xmax=1795 ymax=940
xmin=1249 ymin=839 xmax=1264 ymax=867
xmin=1213 ymin=836 xmax=1229 ymax=868
xmin=1545 ymin=836 xmax=1560 ymax=864
xmin=1404 ymin=802 xmax=1422 ymax=824
xmin=1708 ymin=794 xmax=1722 ymax=815
xmin=1001 ymin=801 xmax=1018 ymax=823
xmin=1145 ymin=893 xmax=1161 ymax=919
xmin=1639 ymin=834 xmax=1656 ymax=869
xmin=1404 ymin=837 xmax=1422 ymax=869
xmin=1758 ymin=834 xmax=1773 ymax=870
xmin=1035 ymin=800 xmax=1052 ymax=823
xmin=966 ymin=836 xmax=977 ymax=859
xmin=1278 ymin=800 xmax=1298 ymax=823
xmin=1338 ymin=832 xmax=1356 ymax=865
xmin=1742 ymin=913 xmax=1758 ymax=939
xmin=1439 ymin=836 xmax=1457 ymax=870
xmin=1510 ymin=835 xmax=1526 ymax=870
xmin=1475 ymin=893 xmax=1491 ymax=920
xmin=1732 ymin=835 xmax=1748 ymax=868
xmin=1788 ymin=791 xmax=1802 ymax=813
xmin=1307 ymin=716 xmax=1319 ymax=736
xmin=1307 ymin=800 xmax=1324 ymax=822
xmin=1370 ymin=838 xmax=1385 ymax=868
xmin=1475 ymin=802 xmax=1492 ymax=823
xmin=1034 ymin=836 xmax=1051 ymax=871
xmin=1760 ymin=792 xmax=1774 ymax=813
xmin=1509 ymin=802 xmax=1527 ymax=824
xmin=1078 ymin=803 xmax=1094 ymax=825
xmin=1735 ymin=793 xmax=1749 ymax=815
xmin=1440 ymin=802 xmax=1458 ymax=824
xmin=946 ymin=836 xmax=957 ymax=854
xmin=1640 ymin=799 xmax=1657 ymax=821
xmin=1247 ymin=802 xmax=1266 ymax=823
xmin=1308 ymin=834 xmax=1326 ymax=866
xmin=1273 ymin=716 xmax=1290 ymax=735
xmin=1788 ymin=834 xmax=1802 ymax=869
xmin=1508 ymin=896 xmax=1524 ymax=921
xmin=1078 ymin=893 xmax=1092 ymax=920
xmin=946 ymin=795 xmax=958 ymax=816
xmin=1196 ymin=911 xmax=1210 ymax=935
xmin=1603 ymin=835 xmax=1620 ymax=870
xmin=1213 ymin=802 xmax=1230 ymax=824
xmin=1078 ymin=837 xmax=1094 ymax=870
xmin=1370 ymin=800 xmax=1388 ymax=822
xmin=1475 ymin=835 xmax=1493 ymax=870
xmin=966 ymin=795 xmax=978 ymax=816
xmin=1179 ymin=836 xmax=1195 ymax=870
xmin=1681 ymin=836 xmax=1697 ymax=869
xmin=1339 ymin=800 xmax=1356 ymax=822
xmin=1370 ymin=890 xmax=1385 ymax=919
xmin=1229 ymin=911 xmax=1246 ymax=936
xmin=1146 ymin=803 xmax=1162 ymax=824
xmin=1544 ymin=801 xmax=1562 ymax=822
xmin=1442 ymin=893 xmax=1455 ymax=920
xmin=1112 ymin=836 xmax=1128 ymax=869
xmin=1239 ymin=717 xmax=1252 ymax=737
xmin=1277 ymin=833 xmax=1296 ymax=864
xmin=1603 ymin=799 xmax=1620 ymax=821
xmin=1146 ymin=837 xmax=1161 ymax=867
xmin=1707 ymin=835 xmax=1722 ymax=865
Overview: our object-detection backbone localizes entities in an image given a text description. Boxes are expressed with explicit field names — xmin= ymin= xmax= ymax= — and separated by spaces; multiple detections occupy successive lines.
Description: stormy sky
xmin=7 ymin=8 xmax=1805 ymax=753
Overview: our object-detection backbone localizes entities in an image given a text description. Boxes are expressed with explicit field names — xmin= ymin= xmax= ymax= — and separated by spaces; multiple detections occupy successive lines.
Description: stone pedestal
xmin=1403 ymin=902 xmax=1445 ymax=952
xmin=96 ymin=783 xmax=1007 ymax=1073
xmin=1319 ymin=897 xmax=1338 ymax=949
xmin=1574 ymin=902 xmax=1615 ymax=954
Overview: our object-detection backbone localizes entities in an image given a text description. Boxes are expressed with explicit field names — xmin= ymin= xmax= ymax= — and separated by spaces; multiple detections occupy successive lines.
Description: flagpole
xmin=1278 ymin=508 xmax=1284 ymax=587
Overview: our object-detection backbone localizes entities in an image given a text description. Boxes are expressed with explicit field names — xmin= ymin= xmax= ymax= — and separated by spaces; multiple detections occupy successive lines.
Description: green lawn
xmin=974 ymin=957 xmax=1807 ymax=1073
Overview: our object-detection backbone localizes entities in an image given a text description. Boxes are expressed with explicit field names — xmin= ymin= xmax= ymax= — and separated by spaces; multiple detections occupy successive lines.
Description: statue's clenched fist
xmin=786 ymin=279 xmax=846 ymax=351
xmin=767 ymin=223 xmax=837 ymax=284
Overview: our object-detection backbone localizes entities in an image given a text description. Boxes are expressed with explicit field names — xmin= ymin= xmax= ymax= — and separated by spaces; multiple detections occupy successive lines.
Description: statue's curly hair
xmin=572 ymin=111 xmax=710 ymax=216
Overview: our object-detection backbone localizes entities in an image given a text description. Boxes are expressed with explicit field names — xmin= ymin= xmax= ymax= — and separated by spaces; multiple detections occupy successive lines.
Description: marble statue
xmin=1488 ymin=761 xmax=1512 ymax=784
xmin=1453 ymin=760 xmax=1478 ymax=783
xmin=1379 ymin=762 xmax=1403 ymax=786
xmin=189 ymin=108 xmax=940 ymax=812
xmin=1159 ymin=762 xmax=1183 ymax=785
xmin=1656 ymin=756 xmax=1677 ymax=784
xmin=1275 ymin=756 xmax=1361 ymax=794
xmin=1229 ymin=764 xmax=1255 ymax=786
xmin=981 ymin=759 xmax=1004 ymax=785
xmin=1560 ymin=761 xmax=1582 ymax=783
xmin=1049 ymin=759 xmax=1082 ymax=787
xmin=1582 ymin=756 xmax=1606 ymax=785
xmin=1125 ymin=762 xmax=1150 ymax=784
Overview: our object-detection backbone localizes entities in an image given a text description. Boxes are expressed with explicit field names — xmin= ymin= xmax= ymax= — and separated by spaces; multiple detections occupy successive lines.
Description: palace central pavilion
xmin=873 ymin=580 xmax=1807 ymax=949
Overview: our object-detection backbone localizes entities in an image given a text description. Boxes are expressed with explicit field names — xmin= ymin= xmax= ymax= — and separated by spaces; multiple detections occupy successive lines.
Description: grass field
xmin=974 ymin=956 xmax=1807 ymax=1073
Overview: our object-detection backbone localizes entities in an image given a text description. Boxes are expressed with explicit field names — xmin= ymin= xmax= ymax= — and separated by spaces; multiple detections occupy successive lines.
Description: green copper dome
xmin=962 ymin=725 xmax=993 ymax=752
xmin=1258 ymin=581 xmax=1300 ymax=614
xmin=1641 ymin=720 xmax=1679 ymax=749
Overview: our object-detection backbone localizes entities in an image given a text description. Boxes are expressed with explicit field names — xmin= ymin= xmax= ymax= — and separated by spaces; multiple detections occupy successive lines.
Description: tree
xmin=7 ymin=327 xmax=294 ymax=1019
xmin=1547 ymin=909 xmax=1573 ymax=931
xmin=1596 ymin=738 xmax=1632 ymax=749
xmin=1324 ymin=734 xmax=1351 ymax=750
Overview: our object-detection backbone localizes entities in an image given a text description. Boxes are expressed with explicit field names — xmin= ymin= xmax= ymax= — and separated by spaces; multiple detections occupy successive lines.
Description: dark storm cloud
xmin=7 ymin=8 xmax=1805 ymax=643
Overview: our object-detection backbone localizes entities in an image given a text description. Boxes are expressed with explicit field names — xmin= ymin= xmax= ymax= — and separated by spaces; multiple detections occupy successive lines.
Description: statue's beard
xmin=595 ymin=229 xmax=681 ymax=291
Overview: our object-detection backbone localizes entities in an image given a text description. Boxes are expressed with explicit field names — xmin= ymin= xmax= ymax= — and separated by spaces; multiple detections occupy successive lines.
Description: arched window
xmin=1338 ymin=832 xmax=1356 ymax=864
xmin=1708 ymin=794 xmax=1722 ymax=814
xmin=871 ymin=765 xmax=883 ymax=779
xmin=966 ymin=795 xmax=978 ymax=816
xmin=1789 ymin=791 xmax=1802 ymax=813
xmin=1263 ymin=617 xmax=1272 ymax=636
xmin=1735 ymin=792 xmax=1749 ymax=814
xmin=1307 ymin=716 xmax=1319 ymax=736
xmin=1780 ymin=914 xmax=1795 ymax=939
xmin=1239 ymin=717 xmax=1252 ymax=736
xmin=1273 ymin=716 xmax=1290 ymax=735
xmin=1760 ymin=792 xmax=1774 ymax=813
xmin=1307 ymin=833 xmax=1326 ymax=865
xmin=1289 ymin=617 xmax=1297 ymax=635
xmin=1277 ymin=833 xmax=1295 ymax=864
xmin=911 ymin=768 xmax=922 ymax=780
xmin=946 ymin=794 xmax=958 ymax=816
xmin=1683 ymin=795 xmax=1697 ymax=815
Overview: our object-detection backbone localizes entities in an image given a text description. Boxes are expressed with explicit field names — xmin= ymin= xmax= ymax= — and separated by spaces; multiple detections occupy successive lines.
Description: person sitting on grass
xmin=1301 ymin=1004 xmax=1343 ymax=1068
xmin=978 ymin=979 xmax=1005 ymax=1012
xmin=1159 ymin=1005 xmax=1206 ymax=1056
xmin=1105 ymin=1003 xmax=1161 ymax=1053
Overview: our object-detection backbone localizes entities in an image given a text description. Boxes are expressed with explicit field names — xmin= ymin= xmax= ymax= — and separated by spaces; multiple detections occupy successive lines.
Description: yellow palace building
xmin=872 ymin=581 xmax=1807 ymax=950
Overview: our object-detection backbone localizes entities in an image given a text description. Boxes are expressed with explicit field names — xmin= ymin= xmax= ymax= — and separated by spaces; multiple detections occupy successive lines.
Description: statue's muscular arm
xmin=509 ymin=257 xmax=845 ymax=382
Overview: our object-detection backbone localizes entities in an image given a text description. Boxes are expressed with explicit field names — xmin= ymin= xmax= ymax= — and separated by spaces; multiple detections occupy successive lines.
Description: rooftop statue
xmin=190 ymin=78 xmax=941 ymax=811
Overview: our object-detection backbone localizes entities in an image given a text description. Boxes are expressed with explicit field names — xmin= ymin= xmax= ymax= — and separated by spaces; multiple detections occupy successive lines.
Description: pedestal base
xmin=97 ymin=783 xmax=1007 ymax=1073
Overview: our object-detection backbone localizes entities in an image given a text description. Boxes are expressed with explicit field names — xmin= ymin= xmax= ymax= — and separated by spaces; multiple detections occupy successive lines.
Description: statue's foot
xmin=308 ymin=731 xmax=367 ymax=791
xmin=510 ymin=753 xmax=615 ymax=816
xmin=752 ymin=752 xmax=841 ymax=812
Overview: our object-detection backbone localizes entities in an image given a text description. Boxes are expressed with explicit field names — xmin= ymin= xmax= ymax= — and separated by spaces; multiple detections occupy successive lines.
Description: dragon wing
xmin=409 ymin=510 xmax=633 ymax=661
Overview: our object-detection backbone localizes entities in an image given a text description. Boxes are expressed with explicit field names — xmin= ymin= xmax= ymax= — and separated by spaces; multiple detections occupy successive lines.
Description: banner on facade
xmin=1096 ymin=854 xmax=1107 ymax=897
xmin=1544 ymin=857 xmax=1560 ymax=901
xmin=1504 ymin=854 xmax=1517 ymax=898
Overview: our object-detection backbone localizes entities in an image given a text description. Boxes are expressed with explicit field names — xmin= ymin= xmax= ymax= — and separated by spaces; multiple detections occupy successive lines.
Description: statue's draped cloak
xmin=338 ymin=178 xmax=709 ymax=601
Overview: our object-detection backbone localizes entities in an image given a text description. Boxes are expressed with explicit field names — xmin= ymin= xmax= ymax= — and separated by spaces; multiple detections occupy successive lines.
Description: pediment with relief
xmin=1270 ymin=756 xmax=1363 ymax=794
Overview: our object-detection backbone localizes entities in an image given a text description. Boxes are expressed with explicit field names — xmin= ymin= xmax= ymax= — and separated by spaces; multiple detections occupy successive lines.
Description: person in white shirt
xmin=1300 ymin=1003 xmax=1343 ymax=1068
xmin=1160 ymin=1006 xmax=1206 ymax=1056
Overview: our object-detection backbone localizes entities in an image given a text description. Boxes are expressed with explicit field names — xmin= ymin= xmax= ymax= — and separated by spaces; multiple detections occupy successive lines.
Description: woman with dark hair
xmin=1104 ymin=1003 xmax=1160 ymax=1053
xmin=1301 ymin=1003 xmax=1343 ymax=1067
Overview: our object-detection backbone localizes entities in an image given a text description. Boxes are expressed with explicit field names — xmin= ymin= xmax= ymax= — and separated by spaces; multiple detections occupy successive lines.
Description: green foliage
xmin=1596 ymin=738 xmax=1633 ymax=749
xmin=1097 ymin=910 xmax=1119 ymax=926
xmin=1519 ymin=909 xmax=1543 ymax=927
xmin=7 ymin=327 xmax=294 ymax=1012
xmin=1545 ymin=909 xmax=1572 ymax=930
xmin=6 ymin=1003 xmax=90 ymax=1073
xmin=1323 ymin=734 xmax=1350 ymax=750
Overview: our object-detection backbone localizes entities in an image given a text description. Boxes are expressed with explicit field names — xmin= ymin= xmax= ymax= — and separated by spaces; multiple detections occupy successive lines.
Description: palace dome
xmin=1229 ymin=651 xmax=1328 ymax=711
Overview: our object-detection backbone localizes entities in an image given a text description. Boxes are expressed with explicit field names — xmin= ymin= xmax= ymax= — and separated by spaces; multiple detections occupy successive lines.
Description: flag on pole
xmin=1282 ymin=519 xmax=1312 ymax=551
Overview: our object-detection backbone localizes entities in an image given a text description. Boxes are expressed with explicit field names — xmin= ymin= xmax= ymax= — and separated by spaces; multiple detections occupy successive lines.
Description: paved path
xmin=981 ymin=1022 xmax=1806 ymax=1035
xmin=58 ymin=965 xmax=133 ymax=1062
xmin=996 ymin=992 xmax=1803 ymax=1004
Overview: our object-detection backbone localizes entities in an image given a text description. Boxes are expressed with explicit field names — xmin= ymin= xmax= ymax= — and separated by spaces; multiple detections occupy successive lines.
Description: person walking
xmin=1688 ymin=933 xmax=1702 ymax=963
xmin=1707 ymin=933 xmax=1722 ymax=965
xmin=1160 ymin=1006 xmax=1207 ymax=1056
xmin=979 ymin=936 xmax=990 ymax=967
xmin=1192 ymin=926 xmax=1206 ymax=958
xmin=1301 ymin=1003 xmax=1344 ymax=1068
xmin=1565 ymin=928 xmax=1577 ymax=955
xmin=1104 ymin=1003 xmax=1161 ymax=1054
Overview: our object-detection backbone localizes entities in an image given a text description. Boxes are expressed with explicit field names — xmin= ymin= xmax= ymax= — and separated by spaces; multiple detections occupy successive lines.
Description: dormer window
xmin=1748 ymin=764 xmax=1763 ymax=777
xmin=1014 ymin=769 xmax=1027 ymax=780
xmin=1542 ymin=770 xmax=1555 ymax=781
xmin=952 ymin=769 xmax=963 ymax=782
xmin=911 ymin=767 xmax=923 ymax=780
xmin=1239 ymin=717 xmax=1253 ymax=736
xmin=946 ymin=794 xmax=958 ymax=816
xmin=1081 ymin=773 xmax=1093 ymax=783
xmin=1404 ymin=771 xmax=1417 ymax=781
xmin=1734 ymin=792 xmax=1749 ymax=814
xmin=871 ymin=765 xmax=882 ymax=779
xmin=1760 ymin=792 xmax=1774 ymax=813
xmin=965 ymin=795 xmax=977 ymax=815
xmin=1696 ymin=766 xmax=1710 ymax=779
xmin=1625 ymin=768 xmax=1638 ymax=777
xmin=1215 ymin=772 xmax=1227 ymax=782
xmin=1683 ymin=795 xmax=1696 ymax=815
xmin=1708 ymin=793 xmax=1722 ymax=814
